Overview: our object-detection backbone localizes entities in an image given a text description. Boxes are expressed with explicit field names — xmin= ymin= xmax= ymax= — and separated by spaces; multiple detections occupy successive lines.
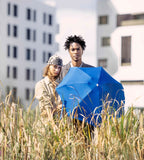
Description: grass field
xmin=0 ymin=94 xmax=144 ymax=160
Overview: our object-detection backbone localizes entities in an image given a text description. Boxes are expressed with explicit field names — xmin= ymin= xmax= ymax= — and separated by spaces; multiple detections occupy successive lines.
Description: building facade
xmin=96 ymin=0 xmax=118 ymax=75
xmin=0 ymin=0 xmax=59 ymax=107
xmin=96 ymin=0 xmax=144 ymax=109
xmin=111 ymin=14 xmax=144 ymax=108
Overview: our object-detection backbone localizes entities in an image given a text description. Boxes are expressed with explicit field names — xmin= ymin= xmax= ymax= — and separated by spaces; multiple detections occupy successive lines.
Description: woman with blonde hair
xmin=35 ymin=55 xmax=63 ymax=123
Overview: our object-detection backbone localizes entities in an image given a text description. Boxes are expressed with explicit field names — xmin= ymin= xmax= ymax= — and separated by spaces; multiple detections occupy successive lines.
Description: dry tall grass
xmin=0 ymin=94 xmax=144 ymax=160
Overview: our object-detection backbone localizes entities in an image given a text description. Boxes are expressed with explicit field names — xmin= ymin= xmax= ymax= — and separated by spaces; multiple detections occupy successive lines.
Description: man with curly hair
xmin=59 ymin=35 xmax=95 ymax=134
xmin=60 ymin=35 xmax=94 ymax=81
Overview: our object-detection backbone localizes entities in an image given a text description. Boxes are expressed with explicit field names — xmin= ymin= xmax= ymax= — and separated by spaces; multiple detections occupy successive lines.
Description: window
xmin=26 ymin=49 xmax=31 ymax=60
xmin=48 ymin=14 xmax=52 ymax=25
xmin=43 ymin=51 xmax=46 ymax=63
xmin=13 ymin=67 xmax=17 ymax=79
xmin=26 ymin=69 xmax=30 ymax=80
xmin=7 ymin=24 xmax=18 ymax=37
xmin=33 ymin=30 xmax=36 ymax=41
xmin=48 ymin=33 xmax=52 ymax=44
xmin=102 ymin=37 xmax=110 ymax=46
xmin=13 ymin=4 xmax=18 ymax=17
xmin=13 ymin=46 xmax=17 ymax=58
xmin=98 ymin=59 xmax=107 ymax=68
xmin=121 ymin=36 xmax=131 ymax=65
xmin=27 ymin=9 xmax=37 ymax=22
xmin=25 ymin=88 xmax=30 ymax=100
xmin=7 ymin=45 xmax=10 ymax=57
xmin=26 ymin=29 xmax=36 ymax=41
xmin=43 ymin=13 xmax=53 ymax=25
xmin=48 ymin=52 xmax=51 ymax=60
xmin=99 ymin=15 xmax=108 ymax=24
xmin=43 ymin=13 xmax=46 ymax=24
xmin=43 ymin=33 xmax=52 ymax=45
xmin=43 ymin=32 xmax=46 ymax=44
xmin=12 ymin=87 xmax=17 ymax=101
xmin=7 ymin=66 xmax=10 ymax=78
xmin=7 ymin=24 xmax=11 ymax=36
xmin=26 ymin=28 xmax=31 ymax=40
xmin=33 ymin=10 xmax=36 ymax=22
xmin=27 ymin=8 xmax=31 ymax=20
xmin=7 ymin=3 xmax=18 ymax=17
xmin=13 ymin=25 xmax=18 ymax=37
xmin=33 ymin=50 xmax=36 ymax=61
xmin=7 ymin=3 xmax=11 ymax=15
xmin=6 ymin=86 xmax=10 ymax=95
xmin=33 ymin=69 xmax=36 ymax=81
xmin=7 ymin=46 xmax=18 ymax=58
xmin=26 ymin=49 xmax=36 ymax=61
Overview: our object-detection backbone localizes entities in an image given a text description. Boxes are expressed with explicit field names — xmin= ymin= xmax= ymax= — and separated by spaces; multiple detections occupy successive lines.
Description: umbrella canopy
xmin=56 ymin=67 xmax=125 ymax=126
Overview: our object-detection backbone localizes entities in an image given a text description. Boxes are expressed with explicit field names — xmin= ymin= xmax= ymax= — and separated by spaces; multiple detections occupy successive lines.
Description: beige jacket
xmin=35 ymin=76 xmax=61 ymax=118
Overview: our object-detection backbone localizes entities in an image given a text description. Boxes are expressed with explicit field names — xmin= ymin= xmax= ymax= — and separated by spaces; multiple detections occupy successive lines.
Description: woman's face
xmin=48 ymin=64 xmax=62 ymax=77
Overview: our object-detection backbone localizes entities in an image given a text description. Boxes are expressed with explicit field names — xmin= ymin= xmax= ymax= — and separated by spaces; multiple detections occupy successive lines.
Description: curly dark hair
xmin=64 ymin=35 xmax=86 ymax=50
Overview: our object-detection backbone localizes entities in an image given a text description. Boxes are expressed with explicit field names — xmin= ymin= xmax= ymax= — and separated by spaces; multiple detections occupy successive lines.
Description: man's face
xmin=69 ymin=42 xmax=83 ymax=62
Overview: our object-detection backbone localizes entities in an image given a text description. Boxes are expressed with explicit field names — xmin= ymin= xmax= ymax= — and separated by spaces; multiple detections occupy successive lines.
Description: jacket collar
xmin=44 ymin=76 xmax=51 ymax=84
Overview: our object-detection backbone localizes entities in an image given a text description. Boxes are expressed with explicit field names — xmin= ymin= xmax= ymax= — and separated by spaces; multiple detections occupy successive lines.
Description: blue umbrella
xmin=56 ymin=67 xmax=125 ymax=126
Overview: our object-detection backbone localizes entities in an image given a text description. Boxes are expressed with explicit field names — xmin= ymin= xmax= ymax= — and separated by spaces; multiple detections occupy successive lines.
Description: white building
xmin=96 ymin=0 xmax=118 ymax=75
xmin=96 ymin=0 xmax=144 ymax=109
xmin=0 ymin=0 xmax=59 ymax=107
xmin=111 ymin=15 xmax=144 ymax=108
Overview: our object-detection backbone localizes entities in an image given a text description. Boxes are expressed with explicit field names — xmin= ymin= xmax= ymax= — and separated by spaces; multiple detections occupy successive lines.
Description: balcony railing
xmin=121 ymin=19 xmax=144 ymax=26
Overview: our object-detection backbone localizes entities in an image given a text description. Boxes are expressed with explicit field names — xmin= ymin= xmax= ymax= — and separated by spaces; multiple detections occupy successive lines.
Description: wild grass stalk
xmin=0 ymin=94 xmax=144 ymax=159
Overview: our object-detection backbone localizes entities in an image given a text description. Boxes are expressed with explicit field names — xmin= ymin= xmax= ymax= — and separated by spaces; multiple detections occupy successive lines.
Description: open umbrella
xmin=56 ymin=67 xmax=125 ymax=126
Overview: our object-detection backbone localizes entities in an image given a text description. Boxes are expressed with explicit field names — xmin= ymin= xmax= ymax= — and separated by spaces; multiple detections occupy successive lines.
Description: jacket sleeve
xmin=35 ymin=81 xmax=43 ymax=100
xmin=35 ymin=81 xmax=53 ymax=110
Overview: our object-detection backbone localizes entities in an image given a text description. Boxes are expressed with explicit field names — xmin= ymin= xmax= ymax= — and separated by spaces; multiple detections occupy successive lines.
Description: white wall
xmin=112 ymin=25 xmax=144 ymax=80
xmin=111 ymin=25 xmax=144 ymax=108
xmin=96 ymin=0 xmax=118 ymax=74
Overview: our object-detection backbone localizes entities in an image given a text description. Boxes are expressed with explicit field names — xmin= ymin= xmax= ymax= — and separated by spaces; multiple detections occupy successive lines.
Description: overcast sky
xmin=52 ymin=0 xmax=97 ymax=65
xmin=46 ymin=0 xmax=144 ymax=65
xmin=111 ymin=0 xmax=144 ymax=14
xmin=55 ymin=0 xmax=96 ymax=11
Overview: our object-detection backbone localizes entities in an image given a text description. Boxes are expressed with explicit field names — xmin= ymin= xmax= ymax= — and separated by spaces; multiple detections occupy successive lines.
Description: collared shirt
xmin=70 ymin=62 xmax=83 ymax=67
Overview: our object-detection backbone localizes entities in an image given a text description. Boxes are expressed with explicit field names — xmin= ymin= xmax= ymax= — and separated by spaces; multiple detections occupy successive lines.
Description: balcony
xmin=117 ymin=13 xmax=144 ymax=26
xmin=121 ymin=19 xmax=144 ymax=26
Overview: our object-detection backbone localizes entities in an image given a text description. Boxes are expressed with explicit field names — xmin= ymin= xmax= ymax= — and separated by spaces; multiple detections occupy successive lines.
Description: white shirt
xmin=70 ymin=62 xmax=83 ymax=67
